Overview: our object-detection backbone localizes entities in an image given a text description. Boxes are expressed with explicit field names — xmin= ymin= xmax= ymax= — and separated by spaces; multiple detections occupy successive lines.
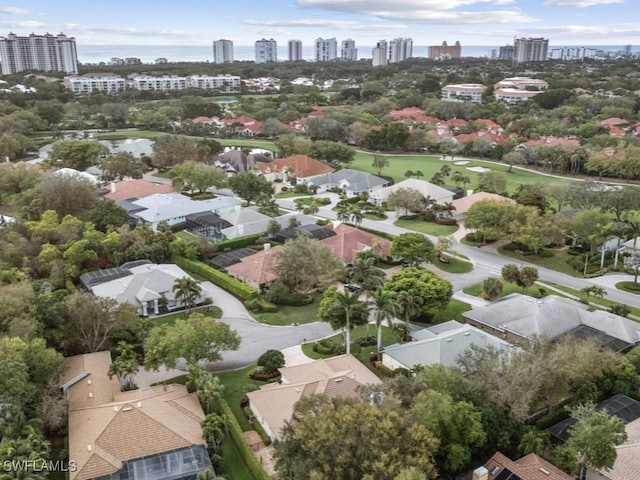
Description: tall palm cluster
xmin=329 ymin=254 xmax=417 ymax=357
xmin=0 ymin=410 xmax=50 ymax=480
xmin=172 ymin=276 xmax=203 ymax=315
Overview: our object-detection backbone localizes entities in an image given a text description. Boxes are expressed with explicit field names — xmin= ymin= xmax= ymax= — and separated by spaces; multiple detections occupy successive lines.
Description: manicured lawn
xmin=616 ymin=281 xmax=640 ymax=295
xmin=302 ymin=325 xmax=397 ymax=364
xmin=394 ymin=218 xmax=459 ymax=237
xmin=152 ymin=170 xmax=173 ymax=178
xmin=545 ymin=282 xmax=640 ymax=319
xmin=218 ymin=436 xmax=255 ymax=480
xmin=435 ymin=256 xmax=474 ymax=274
xmin=274 ymin=191 xmax=312 ymax=199
xmin=463 ymin=278 xmax=545 ymax=300
xmin=174 ymin=230 xmax=195 ymax=241
xmin=253 ymin=293 xmax=322 ymax=325
xmin=216 ymin=365 xmax=265 ymax=431
xmin=152 ymin=306 xmax=223 ymax=326
xmin=95 ymin=130 xmax=162 ymax=139
xmin=363 ymin=213 xmax=388 ymax=221
xmin=497 ymin=246 xmax=580 ymax=277
xmin=429 ymin=298 xmax=472 ymax=324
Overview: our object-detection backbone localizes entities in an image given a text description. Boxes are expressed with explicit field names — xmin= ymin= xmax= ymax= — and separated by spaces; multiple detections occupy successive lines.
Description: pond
xmin=37 ymin=138 xmax=155 ymax=162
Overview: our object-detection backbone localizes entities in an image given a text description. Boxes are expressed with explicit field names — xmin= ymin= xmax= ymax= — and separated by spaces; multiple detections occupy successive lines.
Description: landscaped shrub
xmin=536 ymin=407 xmax=570 ymax=430
xmin=174 ymin=256 xmax=258 ymax=301
xmin=357 ymin=335 xmax=376 ymax=347
xmin=537 ymin=250 xmax=554 ymax=258
xmin=248 ymin=367 xmax=280 ymax=382
xmin=435 ymin=217 xmax=458 ymax=226
xmin=215 ymin=234 xmax=265 ymax=251
xmin=216 ymin=400 xmax=271 ymax=480
xmin=317 ymin=197 xmax=332 ymax=205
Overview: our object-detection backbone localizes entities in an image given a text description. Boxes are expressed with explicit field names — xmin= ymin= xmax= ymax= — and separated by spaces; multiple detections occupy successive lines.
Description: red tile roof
xmin=255 ymin=155 xmax=335 ymax=178
xmin=485 ymin=452 xmax=572 ymax=480
xmin=104 ymin=179 xmax=177 ymax=201
xmin=320 ymin=224 xmax=391 ymax=263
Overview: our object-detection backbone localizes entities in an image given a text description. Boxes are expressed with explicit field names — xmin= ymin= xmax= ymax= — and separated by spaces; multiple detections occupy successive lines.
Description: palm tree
xmin=0 ymin=411 xmax=43 ymax=440
xmin=172 ymin=277 xmax=203 ymax=315
xmin=347 ymin=256 xmax=385 ymax=336
xmin=371 ymin=288 xmax=399 ymax=359
xmin=329 ymin=290 xmax=369 ymax=355
xmin=306 ymin=201 xmax=320 ymax=216
xmin=441 ymin=202 xmax=456 ymax=217
xmin=201 ymin=413 xmax=228 ymax=454
xmin=518 ymin=428 xmax=548 ymax=456
xmin=336 ymin=203 xmax=351 ymax=223
xmin=195 ymin=374 xmax=225 ymax=414
xmin=397 ymin=291 xmax=423 ymax=326
xmin=350 ymin=206 xmax=364 ymax=229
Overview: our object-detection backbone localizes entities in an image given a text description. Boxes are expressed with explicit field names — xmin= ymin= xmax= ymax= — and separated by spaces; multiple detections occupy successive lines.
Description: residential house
xmin=84 ymin=261 xmax=204 ymax=316
xmin=451 ymin=192 xmax=515 ymax=221
xmin=61 ymin=352 xmax=211 ymax=480
xmin=247 ymin=354 xmax=381 ymax=441
xmin=382 ymin=320 xmax=514 ymax=371
xmin=369 ymin=178 xmax=454 ymax=207
xmin=464 ymin=293 xmax=640 ymax=352
xmin=219 ymin=208 xmax=316 ymax=240
xmin=221 ymin=116 xmax=263 ymax=136
xmin=275 ymin=223 xmax=337 ymax=243
xmin=304 ymin=169 xmax=391 ymax=196
xmin=254 ymin=155 xmax=335 ymax=182
xmin=116 ymin=193 xmax=241 ymax=232
xmin=319 ymin=223 xmax=392 ymax=264
xmin=104 ymin=179 xmax=176 ymax=201
xmin=225 ymin=245 xmax=282 ymax=289
xmin=211 ymin=149 xmax=272 ymax=173
xmin=475 ymin=452 xmax=572 ymax=480
xmin=53 ymin=167 xmax=100 ymax=185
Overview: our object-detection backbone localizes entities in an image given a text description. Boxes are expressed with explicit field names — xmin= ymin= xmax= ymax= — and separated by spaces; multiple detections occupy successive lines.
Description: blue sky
xmin=0 ymin=0 xmax=636 ymax=46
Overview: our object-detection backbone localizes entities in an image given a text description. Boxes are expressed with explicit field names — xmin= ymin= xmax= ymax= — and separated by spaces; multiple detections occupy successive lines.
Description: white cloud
xmin=369 ymin=10 xmax=536 ymax=24
xmin=543 ymin=0 xmax=625 ymax=6
xmin=0 ymin=6 xmax=32 ymax=15
xmin=243 ymin=18 xmax=408 ymax=30
xmin=298 ymin=0 xmax=515 ymax=11
xmin=517 ymin=22 xmax=640 ymax=40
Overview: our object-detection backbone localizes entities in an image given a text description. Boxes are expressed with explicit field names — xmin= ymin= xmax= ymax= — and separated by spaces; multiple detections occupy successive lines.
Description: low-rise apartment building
xmin=493 ymin=77 xmax=548 ymax=104
xmin=441 ymin=83 xmax=486 ymax=103
xmin=64 ymin=74 xmax=241 ymax=94
xmin=64 ymin=74 xmax=126 ymax=95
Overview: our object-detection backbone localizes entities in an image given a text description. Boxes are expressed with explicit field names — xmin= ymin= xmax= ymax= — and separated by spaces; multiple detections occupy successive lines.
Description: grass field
xmin=394 ymin=218 xmax=459 ymax=236
xmin=152 ymin=306 xmax=223 ymax=325
xmin=253 ymin=294 xmax=322 ymax=325
xmin=497 ymin=246 xmax=580 ymax=277
xmin=463 ymin=278 xmax=546 ymax=300
xmin=434 ymin=257 xmax=474 ymax=274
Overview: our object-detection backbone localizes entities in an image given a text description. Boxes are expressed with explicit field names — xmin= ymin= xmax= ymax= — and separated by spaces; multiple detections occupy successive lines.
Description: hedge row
xmin=175 ymin=257 xmax=258 ymax=301
xmin=217 ymin=399 xmax=271 ymax=480
xmin=215 ymin=234 xmax=268 ymax=252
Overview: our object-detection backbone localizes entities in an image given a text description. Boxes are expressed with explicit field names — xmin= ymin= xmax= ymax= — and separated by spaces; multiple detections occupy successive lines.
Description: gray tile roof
xmin=383 ymin=321 xmax=513 ymax=370
xmin=464 ymin=293 xmax=640 ymax=346
xmin=305 ymin=169 xmax=389 ymax=192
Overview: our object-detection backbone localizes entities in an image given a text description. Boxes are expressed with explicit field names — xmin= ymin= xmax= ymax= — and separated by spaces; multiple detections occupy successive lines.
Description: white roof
xmin=53 ymin=168 xmax=99 ymax=185
xmin=371 ymin=178 xmax=454 ymax=204
xmin=130 ymin=193 xmax=241 ymax=223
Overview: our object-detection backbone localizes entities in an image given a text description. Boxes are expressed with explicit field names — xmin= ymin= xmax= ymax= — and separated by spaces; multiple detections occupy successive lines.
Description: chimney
xmin=473 ymin=466 xmax=488 ymax=480
xmin=111 ymin=182 xmax=116 ymax=193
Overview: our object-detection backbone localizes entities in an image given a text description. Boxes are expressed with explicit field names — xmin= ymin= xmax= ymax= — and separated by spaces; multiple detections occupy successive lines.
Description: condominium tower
xmin=315 ymin=38 xmax=337 ymax=62
xmin=288 ymin=40 xmax=303 ymax=61
xmin=514 ymin=37 xmax=549 ymax=62
xmin=341 ymin=39 xmax=357 ymax=61
xmin=0 ymin=32 xmax=78 ymax=75
xmin=255 ymin=38 xmax=277 ymax=63
xmin=389 ymin=37 xmax=413 ymax=63
xmin=427 ymin=41 xmax=461 ymax=60
xmin=212 ymin=39 xmax=233 ymax=64
xmin=372 ymin=40 xmax=388 ymax=67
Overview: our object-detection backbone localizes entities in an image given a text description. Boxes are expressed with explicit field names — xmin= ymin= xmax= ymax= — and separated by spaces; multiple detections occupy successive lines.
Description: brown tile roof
xmin=247 ymin=354 xmax=381 ymax=440
xmin=60 ymin=352 xmax=122 ymax=410
xmin=485 ymin=452 xmax=572 ymax=480
xmin=255 ymin=155 xmax=335 ymax=179
xmin=452 ymin=192 xmax=515 ymax=216
xmin=226 ymin=246 xmax=283 ymax=287
xmin=63 ymin=352 xmax=207 ymax=480
xmin=104 ymin=179 xmax=176 ymax=201
xmin=319 ymin=224 xmax=391 ymax=264
xmin=592 ymin=417 xmax=640 ymax=480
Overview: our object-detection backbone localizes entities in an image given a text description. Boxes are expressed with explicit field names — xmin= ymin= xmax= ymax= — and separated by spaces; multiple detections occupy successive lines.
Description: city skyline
xmin=0 ymin=0 xmax=637 ymax=47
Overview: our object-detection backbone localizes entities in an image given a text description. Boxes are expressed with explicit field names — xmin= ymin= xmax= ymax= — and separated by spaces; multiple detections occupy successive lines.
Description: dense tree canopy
xmin=385 ymin=267 xmax=452 ymax=317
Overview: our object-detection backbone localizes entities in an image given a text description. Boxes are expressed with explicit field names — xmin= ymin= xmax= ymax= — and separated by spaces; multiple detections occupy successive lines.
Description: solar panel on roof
xmin=494 ymin=468 xmax=522 ymax=480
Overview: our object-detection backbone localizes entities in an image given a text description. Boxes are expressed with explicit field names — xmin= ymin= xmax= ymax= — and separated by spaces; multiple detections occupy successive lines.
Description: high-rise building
xmin=288 ymin=40 xmax=303 ymax=61
xmin=499 ymin=45 xmax=515 ymax=60
xmin=341 ymin=39 xmax=357 ymax=61
xmin=372 ymin=40 xmax=388 ymax=67
xmin=212 ymin=39 xmax=233 ymax=64
xmin=315 ymin=38 xmax=337 ymax=62
xmin=514 ymin=37 xmax=548 ymax=62
xmin=255 ymin=38 xmax=277 ymax=63
xmin=389 ymin=37 xmax=413 ymax=63
xmin=427 ymin=41 xmax=461 ymax=60
xmin=0 ymin=32 xmax=78 ymax=75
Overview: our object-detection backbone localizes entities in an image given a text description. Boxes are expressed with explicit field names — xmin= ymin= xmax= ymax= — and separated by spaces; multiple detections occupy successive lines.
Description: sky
xmin=0 ymin=0 xmax=637 ymax=47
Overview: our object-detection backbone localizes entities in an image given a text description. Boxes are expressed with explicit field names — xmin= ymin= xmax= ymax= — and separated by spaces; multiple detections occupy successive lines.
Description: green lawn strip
xmin=152 ymin=306 xmax=223 ymax=326
xmin=434 ymin=257 xmax=473 ymax=274
xmin=616 ymin=281 xmax=640 ymax=295
xmin=215 ymin=366 xmax=265 ymax=431
xmin=394 ymin=218 xmax=459 ymax=237
xmin=463 ymin=278 xmax=544 ymax=300
xmin=497 ymin=246 xmax=580 ymax=277
xmin=152 ymin=170 xmax=173 ymax=179
xmin=174 ymin=230 xmax=195 ymax=241
xmin=429 ymin=299 xmax=473 ymax=324
xmin=363 ymin=213 xmax=387 ymax=221
xmin=253 ymin=293 xmax=322 ymax=325
xmin=95 ymin=130 xmax=162 ymax=140
xmin=544 ymin=282 xmax=640 ymax=319
xmin=274 ymin=191 xmax=312 ymax=199
xmin=304 ymin=325 xmax=397 ymax=363
xmin=218 ymin=436 xmax=257 ymax=480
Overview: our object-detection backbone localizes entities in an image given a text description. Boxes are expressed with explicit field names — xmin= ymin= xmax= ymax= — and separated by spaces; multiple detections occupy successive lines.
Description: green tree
xmin=411 ymin=389 xmax=486 ymax=472
xmin=371 ymin=154 xmax=389 ymax=175
xmin=274 ymin=234 xmax=342 ymax=295
xmin=201 ymin=413 xmax=228 ymax=456
xmin=465 ymin=199 xmax=513 ymax=243
xmin=371 ymin=287 xmax=399 ymax=358
xmin=47 ymin=140 xmax=109 ymax=171
xmin=195 ymin=373 xmax=225 ymax=414
xmin=34 ymin=175 xmax=98 ymax=218
xmin=318 ymin=287 xmax=369 ymax=354
xmin=257 ymin=349 xmax=285 ymax=374
xmin=87 ymin=200 xmax=130 ymax=232
xmin=477 ymin=170 xmax=507 ymax=194
xmin=171 ymin=161 xmax=227 ymax=195
xmin=567 ymin=403 xmax=627 ymax=471
xmin=144 ymin=312 xmax=241 ymax=370
xmin=151 ymin=135 xmax=198 ymax=170
xmin=482 ymin=277 xmax=503 ymax=301
xmin=390 ymin=233 xmax=435 ymax=266
xmin=108 ymin=341 xmax=139 ymax=390
xmin=274 ymin=396 xmax=439 ymax=480
xmin=350 ymin=205 xmax=364 ymax=228
xmin=517 ymin=266 xmax=539 ymax=293
xmin=386 ymin=267 xmax=452 ymax=318
xmin=501 ymin=263 xmax=520 ymax=293
xmin=275 ymin=133 xmax=313 ymax=157
xmin=386 ymin=187 xmax=425 ymax=216
xmin=101 ymin=151 xmax=144 ymax=181
xmin=308 ymin=140 xmax=356 ymax=165
xmin=228 ymin=172 xmax=274 ymax=204
xmin=518 ymin=428 xmax=548 ymax=456
xmin=172 ymin=276 xmax=203 ymax=314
